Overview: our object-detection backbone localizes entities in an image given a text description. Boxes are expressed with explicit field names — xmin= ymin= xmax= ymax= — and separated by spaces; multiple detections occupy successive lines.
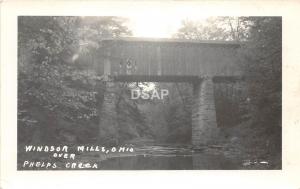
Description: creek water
xmin=98 ymin=145 xmax=241 ymax=170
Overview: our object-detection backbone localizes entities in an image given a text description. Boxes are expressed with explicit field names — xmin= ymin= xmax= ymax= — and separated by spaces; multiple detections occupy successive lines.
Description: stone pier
xmin=192 ymin=78 xmax=219 ymax=146
xmin=97 ymin=82 xmax=118 ymax=143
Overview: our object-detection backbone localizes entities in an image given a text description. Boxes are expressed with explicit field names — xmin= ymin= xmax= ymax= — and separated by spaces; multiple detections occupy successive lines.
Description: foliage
xmin=18 ymin=16 xmax=133 ymax=145
xmin=174 ymin=17 xmax=250 ymax=41
xmin=174 ymin=16 xmax=281 ymax=160
xmin=240 ymin=17 xmax=282 ymax=129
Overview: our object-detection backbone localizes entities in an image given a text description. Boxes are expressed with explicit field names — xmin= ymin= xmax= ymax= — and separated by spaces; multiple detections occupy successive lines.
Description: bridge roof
xmin=100 ymin=37 xmax=241 ymax=47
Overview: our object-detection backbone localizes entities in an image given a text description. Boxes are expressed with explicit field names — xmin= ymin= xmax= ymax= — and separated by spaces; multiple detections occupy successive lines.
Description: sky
xmin=126 ymin=15 xmax=209 ymax=38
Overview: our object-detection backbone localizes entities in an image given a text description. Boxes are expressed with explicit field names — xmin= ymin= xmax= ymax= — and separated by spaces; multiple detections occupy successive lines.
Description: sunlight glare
xmin=128 ymin=14 xmax=208 ymax=38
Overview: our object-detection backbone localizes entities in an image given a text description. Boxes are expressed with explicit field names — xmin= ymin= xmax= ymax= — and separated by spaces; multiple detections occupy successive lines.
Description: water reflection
xmin=192 ymin=154 xmax=238 ymax=170
xmin=99 ymin=153 xmax=239 ymax=170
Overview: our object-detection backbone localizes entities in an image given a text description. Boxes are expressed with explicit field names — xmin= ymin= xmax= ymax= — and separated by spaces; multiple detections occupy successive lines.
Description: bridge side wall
xmin=192 ymin=78 xmax=219 ymax=146
xmin=101 ymin=41 xmax=241 ymax=77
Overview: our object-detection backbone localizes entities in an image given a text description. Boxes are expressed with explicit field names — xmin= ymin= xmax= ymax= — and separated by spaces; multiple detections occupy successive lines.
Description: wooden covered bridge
xmin=97 ymin=37 xmax=243 ymax=146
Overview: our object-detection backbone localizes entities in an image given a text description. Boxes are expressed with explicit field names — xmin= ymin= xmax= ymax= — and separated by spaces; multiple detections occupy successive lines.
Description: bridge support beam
xmin=192 ymin=77 xmax=219 ymax=147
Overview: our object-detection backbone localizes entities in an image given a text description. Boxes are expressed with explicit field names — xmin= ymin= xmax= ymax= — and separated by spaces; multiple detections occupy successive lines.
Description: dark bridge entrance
xmin=97 ymin=37 xmax=243 ymax=146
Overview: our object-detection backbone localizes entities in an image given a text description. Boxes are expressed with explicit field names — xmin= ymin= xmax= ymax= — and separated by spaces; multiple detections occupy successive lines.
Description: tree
xmin=240 ymin=17 xmax=282 ymax=128
xmin=18 ymin=16 xmax=134 ymax=145
xmin=174 ymin=17 xmax=249 ymax=41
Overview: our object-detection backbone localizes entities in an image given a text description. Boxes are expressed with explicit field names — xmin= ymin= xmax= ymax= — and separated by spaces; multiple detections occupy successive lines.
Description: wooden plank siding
xmin=98 ymin=37 xmax=242 ymax=78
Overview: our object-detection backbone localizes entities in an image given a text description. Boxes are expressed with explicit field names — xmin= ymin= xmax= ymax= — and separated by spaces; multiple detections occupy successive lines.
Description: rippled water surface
xmin=99 ymin=146 xmax=240 ymax=170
